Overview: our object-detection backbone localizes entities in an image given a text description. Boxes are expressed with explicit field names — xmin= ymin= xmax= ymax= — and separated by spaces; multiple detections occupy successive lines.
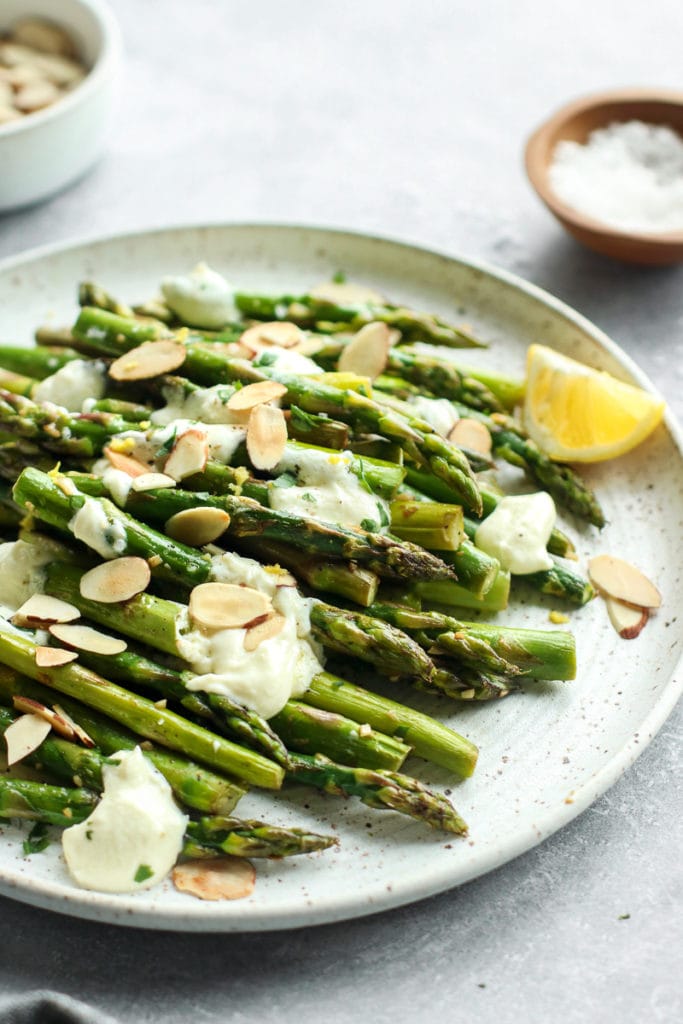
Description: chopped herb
xmin=360 ymin=518 xmax=380 ymax=532
xmin=271 ymin=472 xmax=297 ymax=490
xmin=254 ymin=351 xmax=278 ymax=367
xmin=134 ymin=864 xmax=154 ymax=883
xmin=332 ymin=271 xmax=347 ymax=284
xmin=156 ymin=427 xmax=177 ymax=458
xmin=302 ymin=492 xmax=317 ymax=504
xmin=618 ymin=913 xmax=631 ymax=920
xmin=86 ymin=829 xmax=93 ymax=841
xmin=23 ymin=822 xmax=50 ymax=856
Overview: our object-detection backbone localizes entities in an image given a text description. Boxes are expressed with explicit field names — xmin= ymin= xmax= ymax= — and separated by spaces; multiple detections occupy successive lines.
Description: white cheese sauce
xmin=32 ymin=360 xmax=107 ymax=412
xmin=151 ymin=420 xmax=246 ymax=464
xmin=161 ymin=262 xmax=237 ymax=329
xmin=253 ymin=348 xmax=322 ymax=375
xmin=62 ymin=747 xmax=187 ymax=893
xmin=408 ymin=396 xmax=459 ymax=439
xmin=177 ymin=551 xmax=324 ymax=719
xmin=474 ymin=492 xmax=556 ymax=574
xmin=69 ymin=498 xmax=128 ymax=559
xmin=0 ymin=538 xmax=60 ymax=613
xmin=150 ymin=384 xmax=239 ymax=427
xmin=269 ymin=447 xmax=389 ymax=532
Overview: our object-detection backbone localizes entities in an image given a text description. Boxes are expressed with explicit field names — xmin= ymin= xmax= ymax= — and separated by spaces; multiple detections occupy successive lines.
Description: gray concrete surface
xmin=0 ymin=1 xmax=681 ymax=1021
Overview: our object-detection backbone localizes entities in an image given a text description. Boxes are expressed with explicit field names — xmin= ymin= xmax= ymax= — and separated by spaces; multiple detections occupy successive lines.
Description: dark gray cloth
xmin=0 ymin=993 xmax=119 ymax=1024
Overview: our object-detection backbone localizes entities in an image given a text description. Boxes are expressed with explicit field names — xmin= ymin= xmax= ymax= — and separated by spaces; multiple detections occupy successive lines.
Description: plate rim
xmin=0 ymin=220 xmax=680 ymax=931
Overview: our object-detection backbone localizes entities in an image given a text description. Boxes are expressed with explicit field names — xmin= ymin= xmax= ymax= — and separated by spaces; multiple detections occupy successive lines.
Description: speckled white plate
xmin=0 ymin=224 xmax=680 ymax=932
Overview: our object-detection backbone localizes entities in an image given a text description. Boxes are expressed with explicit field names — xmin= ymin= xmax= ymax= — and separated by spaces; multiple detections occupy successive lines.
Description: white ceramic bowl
xmin=0 ymin=0 xmax=121 ymax=211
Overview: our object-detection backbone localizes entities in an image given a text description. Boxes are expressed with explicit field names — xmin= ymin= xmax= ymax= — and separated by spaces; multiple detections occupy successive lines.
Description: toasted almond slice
xmin=189 ymin=583 xmax=272 ymax=630
xmin=109 ymin=340 xmax=186 ymax=382
xmin=12 ymin=18 xmax=77 ymax=57
xmin=165 ymin=507 xmax=231 ymax=546
xmin=447 ymin=417 xmax=493 ymax=456
xmin=243 ymin=612 xmax=286 ymax=651
xmin=130 ymin=472 xmax=177 ymax=492
xmin=239 ymin=322 xmax=304 ymax=351
xmin=172 ymin=856 xmax=256 ymax=901
xmin=49 ymin=623 xmax=127 ymax=656
xmin=163 ymin=429 xmax=209 ymax=481
xmin=35 ymin=646 xmax=78 ymax=668
xmin=52 ymin=704 xmax=95 ymax=748
xmin=12 ymin=696 xmax=76 ymax=741
xmin=309 ymin=281 xmax=385 ymax=305
xmin=273 ymin=570 xmax=297 ymax=588
xmin=226 ymin=380 xmax=287 ymax=412
xmin=103 ymin=447 xmax=150 ymax=477
xmin=79 ymin=557 xmax=151 ymax=604
xmin=13 ymin=594 xmax=81 ymax=628
xmin=588 ymin=555 xmax=662 ymax=609
xmin=337 ymin=322 xmax=392 ymax=380
xmin=14 ymin=80 xmax=60 ymax=112
xmin=605 ymin=597 xmax=650 ymax=640
xmin=4 ymin=713 xmax=52 ymax=766
xmin=246 ymin=404 xmax=288 ymax=471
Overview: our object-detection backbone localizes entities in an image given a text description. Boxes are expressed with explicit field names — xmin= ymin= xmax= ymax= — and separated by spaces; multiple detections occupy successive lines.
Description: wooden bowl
xmin=525 ymin=88 xmax=683 ymax=265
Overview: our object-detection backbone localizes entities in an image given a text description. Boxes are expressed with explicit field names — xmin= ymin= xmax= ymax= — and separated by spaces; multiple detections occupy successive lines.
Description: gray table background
xmin=0 ymin=1 xmax=681 ymax=1021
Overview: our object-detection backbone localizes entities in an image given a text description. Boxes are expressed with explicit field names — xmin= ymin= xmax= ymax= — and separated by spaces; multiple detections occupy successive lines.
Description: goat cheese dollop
xmin=177 ymin=552 xmax=323 ymax=719
xmin=62 ymin=747 xmax=187 ymax=893
xmin=269 ymin=447 xmax=389 ymax=532
xmin=474 ymin=492 xmax=556 ymax=575
xmin=161 ymin=263 xmax=237 ymax=329
xmin=32 ymin=360 xmax=106 ymax=412
xmin=0 ymin=538 xmax=59 ymax=615
xmin=409 ymin=396 xmax=459 ymax=439
xmin=69 ymin=498 xmax=128 ymax=559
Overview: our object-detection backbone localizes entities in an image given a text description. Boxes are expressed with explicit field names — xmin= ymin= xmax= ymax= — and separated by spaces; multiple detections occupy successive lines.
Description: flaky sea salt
xmin=549 ymin=120 xmax=683 ymax=234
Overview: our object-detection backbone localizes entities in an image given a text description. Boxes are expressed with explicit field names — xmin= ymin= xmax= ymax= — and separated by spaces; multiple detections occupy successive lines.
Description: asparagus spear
xmin=183 ymin=816 xmax=337 ymax=858
xmin=286 ymin=753 xmax=468 ymax=834
xmin=233 ymin=290 xmax=485 ymax=349
xmin=0 ymin=345 xmax=80 ymax=380
xmin=365 ymin=602 xmax=576 ymax=680
xmin=0 ymin=692 xmax=244 ymax=811
xmin=42 ymin=562 xmax=478 ymax=777
xmin=0 ymin=625 xmax=284 ymax=789
xmin=60 ymin=472 xmax=455 ymax=584
xmin=0 ymin=777 xmax=97 ymax=826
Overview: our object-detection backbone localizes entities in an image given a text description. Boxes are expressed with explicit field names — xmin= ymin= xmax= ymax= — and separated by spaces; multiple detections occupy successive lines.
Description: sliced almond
xmin=12 ymin=594 xmax=81 ymax=628
xmin=606 ymin=597 xmax=650 ymax=640
xmin=309 ymin=281 xmax=385 ymax=305
xmin=35 ymin=646 xmax=78 ymax=668
xmin=246 ymin=404 xmax=288 ymax=471
xmin=163 ymin=429 xmax=209 ymax=481
xmin=172 ymin=856 xmax=255 ymax=901
xmin=130 ymin=472 xmax=177 ymax=492
xmin=79 ymin=557 xmax=151 ymax=604
xmin=0 ymin=105 xmax=21 ymax=125
xmin=52 ymin=704 xmax=95 ymax=748
xmin=226 ymin=380 xmax=287 ymax=412
xmin=12 ymin=18 xmax=77 ymax=57
xmin=108 ymin=340 xmax=186 ymax=382
xmin=273 ymin=571 xmax=297 ymax=588
xmin=48 ymin=623 xmax=127 ymax=656
xmin=337 ymin=322 xmax=392 ymax=380
xmin=165 ymin=507 xmax=231 ymax=546
xmin=4 ymin=713 xmax=52 ymax=767
xmin=103 ymin=447 xmax=150 ymax=477
xmin=239 ymin=322 xmax=304 ymax=352
xmin=447 ymin=417 xmax=492 ymax=456
xmin=588 ymin=555 xmax=661 ymax=609
xmin=243 ymin=612 xmax=286 ymax=651
xmin=12 ymin=696 xmax=75 ymax=741
xmin=14 ymin=80 xmax=60 ymax=112
xmin=189 ymin=583 xmax=272 ymax=630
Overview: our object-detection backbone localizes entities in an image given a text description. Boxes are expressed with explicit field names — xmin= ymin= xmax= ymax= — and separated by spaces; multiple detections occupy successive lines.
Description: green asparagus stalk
xmin=233 ymin=290 xmax=485 ymax=349
xmin=0 ymin=345 xmax=80 ymax=380
xmin=304 ymin=673 xmax=478 ymax=777
xmin=77 ymin=282 xmax=135 ymax=317
xmin=365 ymin=603 xmax=576 ymax=680
xmin=0 ymin=665 xmax=245 ymax=814
xmin=415 ymin=569 xmax=511 ymax=613
xmin=0 ymin=777 xmax=97 ymax=826
xmin=61 ymin=472 xmax=455 ymax=584
xmin=286 ymin=753 xmax=468 ymax=834
xmin=183 ymin=816 xmax=337 ymax=858
xmin=0 ymin=625 xmax=284 ymax=789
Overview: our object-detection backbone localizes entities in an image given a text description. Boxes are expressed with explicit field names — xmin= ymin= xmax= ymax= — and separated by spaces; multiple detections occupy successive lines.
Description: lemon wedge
xmin=524 ymin=344 xmax=665 ymax=463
